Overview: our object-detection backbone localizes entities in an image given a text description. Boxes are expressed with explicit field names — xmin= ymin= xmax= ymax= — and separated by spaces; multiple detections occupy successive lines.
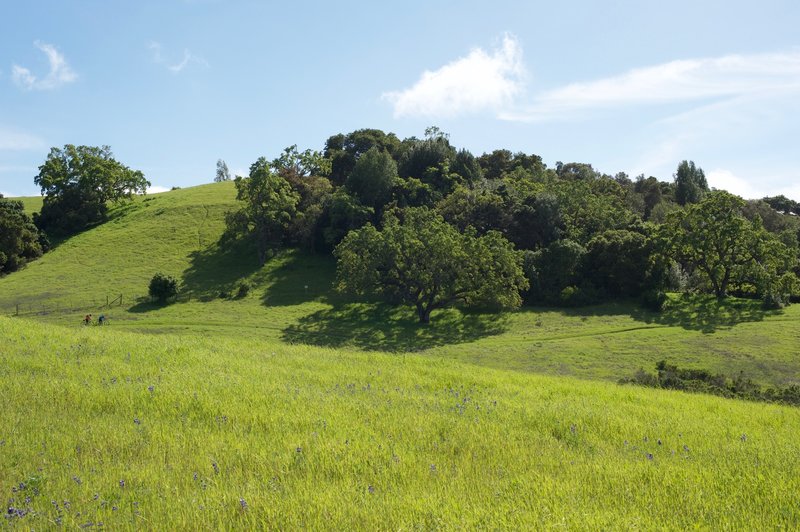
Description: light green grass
xmin=14 ymin=194 xmax=44 ymax=215
xmin=1 ymin=316 xmax=798 ymax=529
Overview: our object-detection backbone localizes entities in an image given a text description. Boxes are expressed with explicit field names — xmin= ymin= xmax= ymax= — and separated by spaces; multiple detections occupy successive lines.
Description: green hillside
xmin=2 ymin=182 xmax=800 ymax=388
xmin=1 ymin=316 xmax=798 ymax=529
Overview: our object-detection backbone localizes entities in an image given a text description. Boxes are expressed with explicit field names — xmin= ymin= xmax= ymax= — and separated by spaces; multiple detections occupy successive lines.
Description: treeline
xmin=3 ymin=128 xmax=799 ymax=324
xmin=222 ymin=127 xmax=800 ymax=321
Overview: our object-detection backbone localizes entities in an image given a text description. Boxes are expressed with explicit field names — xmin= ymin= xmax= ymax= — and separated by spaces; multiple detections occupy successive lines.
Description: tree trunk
xmin=416 ymin=302 xmax=431 ymax=324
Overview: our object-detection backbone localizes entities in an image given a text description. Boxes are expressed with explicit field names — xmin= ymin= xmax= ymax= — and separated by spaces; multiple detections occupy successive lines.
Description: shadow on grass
xmin=525 ymin=294 xmax=782 ymax=334
xmin=181 ymin=239 xmax=261 ymax=301
xmin=629 ymin=294 xmax=781 ymax=333
xmin=257 ymin=251 xmax=340 ymax=307
xmin=282 ymin=303 xmax=509 ymax=352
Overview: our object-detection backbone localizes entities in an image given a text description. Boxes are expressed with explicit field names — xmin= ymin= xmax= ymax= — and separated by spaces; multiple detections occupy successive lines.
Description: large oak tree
xmin=334 ymin=207 xmax=528 ymax=323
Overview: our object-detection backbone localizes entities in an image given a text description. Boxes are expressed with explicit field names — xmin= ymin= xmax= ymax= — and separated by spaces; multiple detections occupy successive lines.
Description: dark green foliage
xmin=633 ymin=175 xmax=663 ymax=219
xmin=236 ymin=281 xmax=251 ymax=298
xmin=508 ymin=192 xmax=564 ymax=250
xmin=334 ymin=207 xmax=528 ymax=323
xmin=0 ymin=198 xmax=43 ymax=274
xmin=149 ymin=273 xmax=178 ymax=304
xmin=477 ymin=150 xmax=547 ymax=181
xmin=674 ymin=160 xmax=708 ymax=206
xmin=33 ymin=145 xmax=149 ymax=236
xmin=397 ymin=133 xmax=458 ymax=194
xmin=583 ymin=229 xmax=661 ymax=297
xmin=524 ymin=240 xmax=587 ymax=304
xmin=228 ymin=157 xmax=300 ymax=265
xmin=450 ymin=149 xmax=483 ymax=185
xmin=317 ymin=190 xmax=374 ymax=251
xmin=556 ymin=162 xmax=600 ymax=181
xmin=345 ymin=147 xmax=398 ymax=212
xmin=324 ymin=129 xmax=401 ymax=186
xmin=622 ymin=361 xmax=800 ymax=406
xmin=436 ymin=186 xmax=511 ymax=235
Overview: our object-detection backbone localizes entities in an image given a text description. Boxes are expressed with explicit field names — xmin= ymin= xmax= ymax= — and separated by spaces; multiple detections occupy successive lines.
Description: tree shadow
xmin=257 ymin=251 xmax=341 ymax=307
xmin=520 ymin=294 xmax=782 ymax=334
xmin=181 ymin=239 xmax=262 ymax=301
xmin=628 ymin=294 xmax=782 ymax=333
xmin=282 ymin=303 xmax=509 ymax=352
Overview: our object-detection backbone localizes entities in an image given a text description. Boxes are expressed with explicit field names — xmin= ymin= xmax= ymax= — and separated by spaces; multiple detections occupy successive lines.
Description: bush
xmin=149 ymin=273 xmax=178 ymax=304
xmin=236 ymin=281 xmax=251 ymax=299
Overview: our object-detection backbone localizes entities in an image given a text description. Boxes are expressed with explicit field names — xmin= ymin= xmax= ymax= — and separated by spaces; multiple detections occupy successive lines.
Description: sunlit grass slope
xmin=2 ymin=182 xmax=800 ymax=388
xmin=1 ymin=316 xmax=798 ymax=529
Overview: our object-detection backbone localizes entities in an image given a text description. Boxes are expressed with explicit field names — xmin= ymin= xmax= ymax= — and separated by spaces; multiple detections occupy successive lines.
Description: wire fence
xmin=1 ymin=293 xmax=189 ymax=318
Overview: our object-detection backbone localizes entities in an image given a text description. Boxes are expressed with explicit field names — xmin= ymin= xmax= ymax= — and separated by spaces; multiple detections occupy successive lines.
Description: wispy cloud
xmin=12 ymin=41 xmax=77 ymax=91
xmin=148 ymin=41 xmax=208 ymax=73
xmin=146 ymin=185 xmax=171 ymax=194
xmin=502 ymin=50 xmax=800 ymax=122
xmin=382 ymin=34 xmax=525 ymax=118
xmin=0 ymin=127 xmax=46 ymax=151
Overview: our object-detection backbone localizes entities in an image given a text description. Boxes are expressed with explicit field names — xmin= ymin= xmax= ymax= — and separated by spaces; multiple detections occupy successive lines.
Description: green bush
xmin=148 ymin=273 xmax=178 ymax=304
xmin=236 ymin=281 xmax=251 ymax=299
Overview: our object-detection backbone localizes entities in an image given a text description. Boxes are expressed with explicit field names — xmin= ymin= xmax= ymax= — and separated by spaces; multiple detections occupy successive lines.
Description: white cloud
xmin=382 ymin=34 xmax=526 ymax=118
xmin=148 ymin=41 xmax=208 ymax=73
xmin=706 ymin=169 xmax=761 ymax=199
xmin=12 ymin=41 xmax=77 ymax=91
xmin=0 ymin=127 xmax=46 ymax=151
xmin=146 ymin=185 xmax=171 ymax=194
xmin=502 ymin=50 xmax=800 ymax=122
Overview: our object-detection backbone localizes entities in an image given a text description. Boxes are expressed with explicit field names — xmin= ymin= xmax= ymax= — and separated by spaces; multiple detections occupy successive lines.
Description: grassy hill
xmin=1 ymin=182 xmax=800 ymax=388
xmin=1 ymin=316 xmax=798 ymax=529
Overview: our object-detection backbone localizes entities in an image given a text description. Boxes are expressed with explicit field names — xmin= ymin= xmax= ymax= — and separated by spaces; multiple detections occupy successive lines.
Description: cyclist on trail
xmin=83 ymin=314 xmax=92 ymax=326
xmin=98 ymin=314 xmax=106 ymax=325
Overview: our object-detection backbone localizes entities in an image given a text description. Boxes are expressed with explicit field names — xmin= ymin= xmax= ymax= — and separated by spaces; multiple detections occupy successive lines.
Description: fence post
xmin=15 ymin=304 xmax=19 ymax=316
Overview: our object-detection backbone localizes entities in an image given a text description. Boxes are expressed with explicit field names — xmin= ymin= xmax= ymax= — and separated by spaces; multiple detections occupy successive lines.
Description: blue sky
xmin=1 ymin=0 xmax=799 ymax=199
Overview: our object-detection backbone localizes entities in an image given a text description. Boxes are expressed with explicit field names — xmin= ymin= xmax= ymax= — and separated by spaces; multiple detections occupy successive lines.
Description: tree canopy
xmin=334 ymin=207 xmax=528 ymax=323
xmin=33 ymin=144 xmax=149 ymax=236
xmin=229 ymin=157 xmax=300 ymax=265
xmin=0 ymin=198 xmax=44 ymax=275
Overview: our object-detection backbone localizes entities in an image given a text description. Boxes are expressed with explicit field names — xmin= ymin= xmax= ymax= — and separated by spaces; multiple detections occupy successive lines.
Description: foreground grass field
xmin=1 ymin=316 xmax=799 ymax=529
xmin=2 ymin=182 xmax=800 ymax=389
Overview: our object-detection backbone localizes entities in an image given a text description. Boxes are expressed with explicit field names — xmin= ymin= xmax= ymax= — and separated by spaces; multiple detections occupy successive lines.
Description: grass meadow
xmin=2 ymin=183 xmax=799 ymax=527
xmin=2 ymin=317 xmax=799 ymax=529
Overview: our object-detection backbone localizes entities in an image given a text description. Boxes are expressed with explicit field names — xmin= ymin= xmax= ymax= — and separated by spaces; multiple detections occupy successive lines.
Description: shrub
xmin=236 ymin=281 xmax=251 ymax=299
xmin=149 ymin=273 xmax=178 ymax=304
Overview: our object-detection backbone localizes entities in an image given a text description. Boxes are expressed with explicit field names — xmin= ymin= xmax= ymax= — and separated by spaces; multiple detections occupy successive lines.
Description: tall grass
xmin=1 ymin=317 xmax=799 ymax=529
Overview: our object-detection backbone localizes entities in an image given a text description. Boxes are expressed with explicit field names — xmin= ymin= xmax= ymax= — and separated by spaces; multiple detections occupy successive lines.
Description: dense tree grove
xmin=0 ymin=196 xmax=44 ymax=275
xmin=13 ymin=129 xmax=798 ymax=320
xmin=220 ymin=127 xmax=800 ymax=320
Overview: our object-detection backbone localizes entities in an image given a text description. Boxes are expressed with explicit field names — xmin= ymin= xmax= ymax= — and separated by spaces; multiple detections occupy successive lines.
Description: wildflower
xmin=134 ymin=418 xmax=141 ymax=425
xmin=239 ymin=498 xmax=248 ymax=510
xmin=119 ymin=479 xmax=125 ymax=488
xmin=740 ymin=433 xmax=747 ymax=442
xmin=296 ymin=447 xmax=302 ymax=453
xmin=570 ymin=424 xmax=577 ymax=434
xmin=193 ymin=472 xmax=198 ymax=481
xmin=212 ymin=462 xmax=219 ymax=474
xmin=368 ymin=485 xmax=375 ymax=494
xmin=148 ymin=385 xmax=154 ymax=393
xmin=657 ymin=439 xmax=662 ymax=446
xmin=646 ymin=453 xmax=654 ymax=461
xmin=683 ymin=444 xmax=689 ymax=452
